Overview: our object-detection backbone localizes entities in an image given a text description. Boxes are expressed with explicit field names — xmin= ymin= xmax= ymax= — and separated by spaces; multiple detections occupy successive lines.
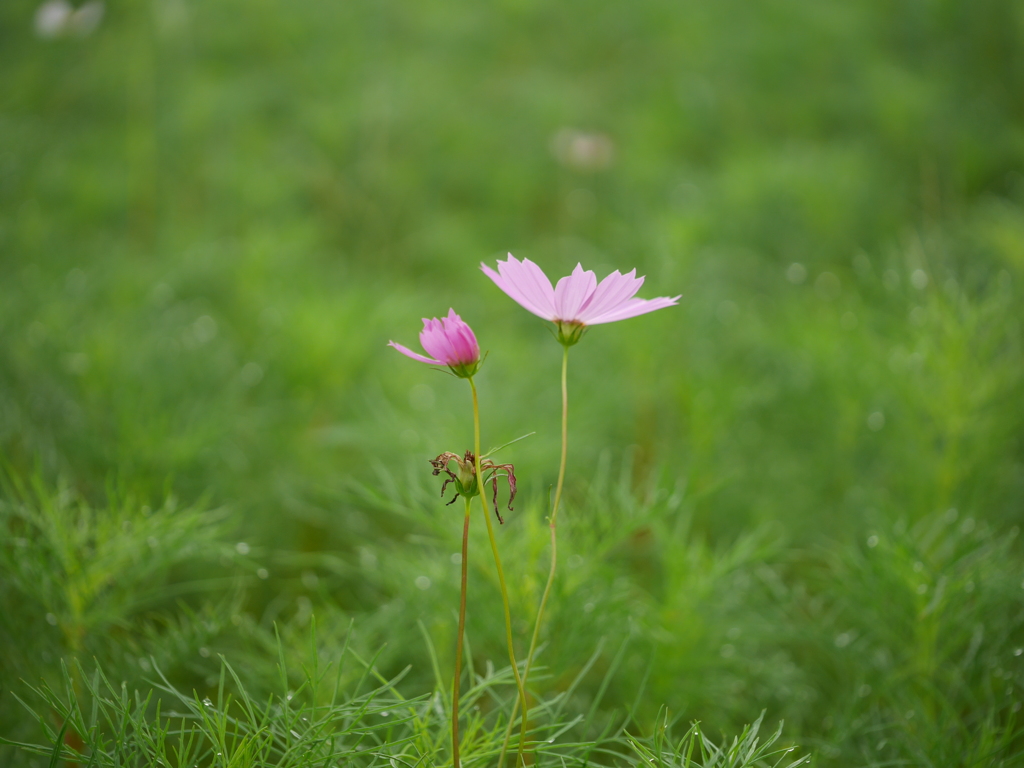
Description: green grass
xmin=2 ymin=0 xmax=1024 ymax=765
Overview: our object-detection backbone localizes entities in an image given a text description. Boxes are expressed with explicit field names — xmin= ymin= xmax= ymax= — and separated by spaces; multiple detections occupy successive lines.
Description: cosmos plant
xmin=391 ymin=261 xmax=677 ymax=767
xmin=390 ymin=310 xmax=526 ymax=768
xmin=482 ymin=254 xmax=679 ymax=766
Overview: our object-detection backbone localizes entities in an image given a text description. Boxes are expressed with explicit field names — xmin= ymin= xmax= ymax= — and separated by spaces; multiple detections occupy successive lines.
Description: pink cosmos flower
xmin=481 ymin=254 xmax=680 ymax=345
xmin=389 ymin=308 xmax=482 ymax=378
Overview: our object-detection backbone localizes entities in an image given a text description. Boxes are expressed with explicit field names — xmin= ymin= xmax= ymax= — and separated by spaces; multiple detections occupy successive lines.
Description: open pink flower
xmin=389 ymin=308 xmax=482 ymax=378
xmin=481 ymin=254 xmax=680 ymax=345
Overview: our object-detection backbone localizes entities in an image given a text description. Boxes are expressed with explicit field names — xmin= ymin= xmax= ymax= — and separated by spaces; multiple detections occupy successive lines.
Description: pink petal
xmin=576 ymin=269 xmax=644 ymax=323
xmin=388 ymin=340 xmax=443 ymax=365
xmin=459 ymin=326 xmax=481 ymax=362
xmin=584 ymin=295 xmax=681 ymax=325
xmin=481 ymin=262 xmax=551 ymax=320
xmin=553 ymin=263 xmax=598 ymax=321
xmin=420 ymin=317 xmax=459 ymax=364
xmin=441 ymin=309 xmax=480 ymax=363
xmin=500 ymin=255 xmax=557 ymax=318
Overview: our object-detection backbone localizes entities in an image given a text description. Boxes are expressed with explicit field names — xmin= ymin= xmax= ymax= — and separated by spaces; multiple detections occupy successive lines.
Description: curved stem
xmin=469 ymin=376 xmax=528 ymax=766
xmin=551 ymin=346 xmax=570 ymax=528
xmin=452 ymin=497 xmax=472 ymax=768
xmin=500 ymin=345 xmax=570 ymax=768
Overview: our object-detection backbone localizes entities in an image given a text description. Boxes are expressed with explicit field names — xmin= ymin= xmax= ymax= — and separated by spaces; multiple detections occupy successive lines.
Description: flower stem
xmin=500 ymin=345 xmax=570 ymax=768
xmin=452 ymin=496 xmax=472 ymax=768
xmin=468 ymin=376 xmax=528 ymax=766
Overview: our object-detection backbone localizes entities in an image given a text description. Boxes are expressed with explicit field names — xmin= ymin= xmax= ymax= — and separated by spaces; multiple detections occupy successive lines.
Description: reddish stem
xmin=452 ymin=500 xmax=471 ymax=768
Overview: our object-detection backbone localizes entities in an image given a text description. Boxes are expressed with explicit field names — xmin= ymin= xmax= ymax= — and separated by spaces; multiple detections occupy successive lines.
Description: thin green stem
xmin=468 ymin=376 xmax=528 ymax=766
xmin=500 ymin=345 xmax=570 ymax=767
xmin=452 ymin=497 xmax=472 ymax=768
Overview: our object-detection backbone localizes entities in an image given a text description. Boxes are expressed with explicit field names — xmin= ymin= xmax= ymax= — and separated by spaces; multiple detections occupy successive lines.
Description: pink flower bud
xmin=389 ymin=309 xmax=482 ymax=378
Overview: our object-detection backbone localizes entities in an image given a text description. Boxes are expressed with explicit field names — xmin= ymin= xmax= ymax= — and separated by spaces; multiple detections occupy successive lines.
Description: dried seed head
xmin=428 ymin=450 xmax=518 ymax=524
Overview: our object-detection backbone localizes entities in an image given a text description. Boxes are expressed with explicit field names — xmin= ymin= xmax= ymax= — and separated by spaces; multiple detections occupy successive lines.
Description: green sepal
xmin=454 ymin=476 xmax=479 ymax=498
xmin=555 ymin=321 xmax=586 ymax=347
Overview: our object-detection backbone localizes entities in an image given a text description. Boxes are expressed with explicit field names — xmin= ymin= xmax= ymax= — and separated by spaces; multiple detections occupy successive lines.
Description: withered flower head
xmin=429 ymin=450 xmax=517 ymax=524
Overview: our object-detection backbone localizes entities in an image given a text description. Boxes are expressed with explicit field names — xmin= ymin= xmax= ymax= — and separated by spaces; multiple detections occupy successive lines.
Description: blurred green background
xmin=2 ymin=0 xmax=1023 ymax=765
